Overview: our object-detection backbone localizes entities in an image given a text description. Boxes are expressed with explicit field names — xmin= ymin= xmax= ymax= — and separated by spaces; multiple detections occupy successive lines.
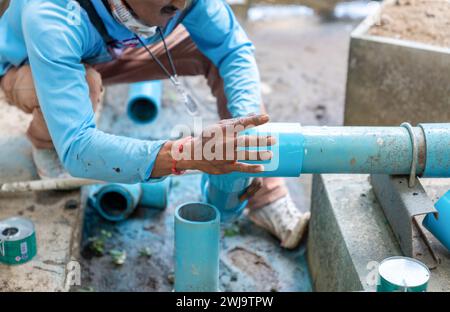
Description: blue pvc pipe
xmin=202 ymin=123 xmax=304 ymax=222
xmin=301 ymin=126 xmax=416 ymax=174
xmin=90 ymin=178 xmax=171 ymax=221
xmin=203 ymin=123 xmax=450 ymax=222
xmin=201 ymin=174 xmax=249 ymax=223
xmin=127 ymin=81 xmax=162 ymax=124
xmin=423 ymin=190 xmax=450 ymax=251
xmin=174 ymin=202 xmax=220 ymax=292
xmin=419 ymin=123 xmax=450 ymax=177
xmin=140 ymin=178 xmax=171 ymax=210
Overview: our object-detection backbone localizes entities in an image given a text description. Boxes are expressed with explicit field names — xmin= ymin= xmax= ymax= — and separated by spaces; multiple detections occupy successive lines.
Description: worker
xmin=0 ymin=0 xmax=310 ymax=249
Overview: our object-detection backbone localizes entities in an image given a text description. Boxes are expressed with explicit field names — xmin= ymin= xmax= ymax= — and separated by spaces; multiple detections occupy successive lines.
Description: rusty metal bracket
xmin=370 ymin=174 xmax=440 ymax=268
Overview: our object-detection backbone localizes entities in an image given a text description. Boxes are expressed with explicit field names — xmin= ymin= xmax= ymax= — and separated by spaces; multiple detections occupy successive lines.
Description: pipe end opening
xmin=128 ymin=98 xmax=158 ymax=124
xmin=98 ymin=191 xmax=129 ymax=217
xmin=177 ymin=203 xmax=218 ymax=223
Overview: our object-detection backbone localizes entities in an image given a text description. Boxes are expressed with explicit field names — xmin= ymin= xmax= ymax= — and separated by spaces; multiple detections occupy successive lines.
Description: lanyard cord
xmin=134 ymin=27 xmax=200 ymax=116
xmin=134 ymin=27 xmax=179 ymax=84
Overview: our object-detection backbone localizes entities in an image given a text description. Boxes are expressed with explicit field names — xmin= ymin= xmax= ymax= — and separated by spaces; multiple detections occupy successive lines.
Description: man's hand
xmin=152 ymin=114 xmax=276 ymax=177
xmin=179 ymin=114 xmax=275 ymax=174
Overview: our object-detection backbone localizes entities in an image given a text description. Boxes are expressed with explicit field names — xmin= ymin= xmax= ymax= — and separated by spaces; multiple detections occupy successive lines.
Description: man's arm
xmin=21 ymin=3 xmax=166 ymax=183
xmin=182 ymin=0 xmax=262 ymax=118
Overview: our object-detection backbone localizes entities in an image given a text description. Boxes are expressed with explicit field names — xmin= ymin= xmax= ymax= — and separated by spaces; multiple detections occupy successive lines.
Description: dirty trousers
xmin=0 ymin=26 xmax=288 ymax=209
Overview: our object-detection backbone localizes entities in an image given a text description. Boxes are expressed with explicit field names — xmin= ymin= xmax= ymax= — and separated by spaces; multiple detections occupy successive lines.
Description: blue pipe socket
xmin=174 ymin=202 xmax=220 ymax=292
xmin=201 ymin=123 xmax=304 ymax=222
xmin=89 ymin=178 xmax=171 ymax=222
xmin=203 ymin=123 xmax=450 ymax=222
xmin=127 ymin=81 xmax=163 ymax=124
xmin=423 ymin=190 xmax=450 ymax=251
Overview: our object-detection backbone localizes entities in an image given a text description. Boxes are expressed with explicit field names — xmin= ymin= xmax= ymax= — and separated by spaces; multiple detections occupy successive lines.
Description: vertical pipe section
xmin=175 ymin=203 xmax=220 ymax=292
xmin=201 ymin=174 xmax=250 ymax=223
xmin=127 ymin=81 xmax=162 ymax=124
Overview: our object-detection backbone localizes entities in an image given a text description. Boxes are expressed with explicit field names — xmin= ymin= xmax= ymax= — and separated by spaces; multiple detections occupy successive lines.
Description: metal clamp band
xmin=401 ymin=122 xmax=419 ymax=188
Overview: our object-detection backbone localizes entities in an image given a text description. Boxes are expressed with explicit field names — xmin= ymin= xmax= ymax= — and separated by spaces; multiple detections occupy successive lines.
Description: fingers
xmin=226 ymin=162 xmax=265 ymax=173
xmin=236 ymin=135 xmax=277 ymax=147
xmin=239 ymin=178 xmax=263 ymax=202
xmin=236 ymin=150 xmax=273 ymax=161
xmin=230 ymin=114 xmax=270 ymax=132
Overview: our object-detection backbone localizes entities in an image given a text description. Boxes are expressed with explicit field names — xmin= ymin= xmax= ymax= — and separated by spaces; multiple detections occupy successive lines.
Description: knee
xmin=1 ymin=65 xmax=39 ymax=113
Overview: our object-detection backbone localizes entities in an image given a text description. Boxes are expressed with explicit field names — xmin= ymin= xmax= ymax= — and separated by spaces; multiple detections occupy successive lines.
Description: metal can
xmin=377 ymin=256 xmax=430 ymax=292
xmin=0 ymin=217 xmax=37 ymax=265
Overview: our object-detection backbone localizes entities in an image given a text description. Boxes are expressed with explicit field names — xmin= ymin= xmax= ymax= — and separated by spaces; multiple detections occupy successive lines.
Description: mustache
xmin=161 ymin=5 xmax=179 ymax=16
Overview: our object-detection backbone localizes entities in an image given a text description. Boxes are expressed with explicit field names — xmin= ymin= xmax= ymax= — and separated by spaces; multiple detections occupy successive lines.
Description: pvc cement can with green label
xmin=377 ymin=256 xmax=430 ymax=292
xmin=0 ymin=217 xmax=37 ymax=265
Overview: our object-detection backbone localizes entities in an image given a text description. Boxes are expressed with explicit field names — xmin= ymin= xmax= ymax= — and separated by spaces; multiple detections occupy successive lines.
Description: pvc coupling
xmin=89 ymin=178 xmax=171 ymax=222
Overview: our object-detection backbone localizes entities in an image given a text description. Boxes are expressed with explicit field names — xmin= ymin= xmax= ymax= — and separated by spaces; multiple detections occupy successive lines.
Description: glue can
xmin=0 ymin=217 xmax=37 ymax=265
xmin=377 ymin=256 xmax=430 ymax=292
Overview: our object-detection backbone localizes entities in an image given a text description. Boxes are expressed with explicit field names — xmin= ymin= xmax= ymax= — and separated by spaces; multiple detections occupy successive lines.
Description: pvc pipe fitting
xmin=90 ymin=178 xmax=171 ymax=222
xmin=423 ymin=190 xmax=450 ymax=251
xmin=127 ymin=81 xmax=162 ymax=124
xmin=174 ymin=202 xmax=220 ymax=292
xmin=201 ymin=174 xmax=250 ymax=223
xmin=92 ymin=183 xmax=142 ymax=222
xmin=202 ymin=123 xmax=304 ymax=222
xmin=140 ymin=178 xmax=171 ymax=210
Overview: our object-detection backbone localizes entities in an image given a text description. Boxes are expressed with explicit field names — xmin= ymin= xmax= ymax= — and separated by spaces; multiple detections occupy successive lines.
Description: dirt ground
xmin=75 ymin=8 xmax=358 ymax=292
xmin=368 ymin=0 xmax=450 ymax=47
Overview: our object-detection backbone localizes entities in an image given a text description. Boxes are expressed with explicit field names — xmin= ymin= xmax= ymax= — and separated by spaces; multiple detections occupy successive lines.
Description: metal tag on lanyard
xmin=135 ymin=28 xmax=201 ymax=116
xmin=171 ymin=76 xmax=201 ymax=117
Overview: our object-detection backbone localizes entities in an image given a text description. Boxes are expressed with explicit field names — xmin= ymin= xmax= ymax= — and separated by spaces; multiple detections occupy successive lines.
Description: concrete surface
xmin=0 ymin=90 xmax=84 ymax=292
xmin=0 ymin=190 xmax=83 ymax=291
xmin=308 ymin=174 xmax=450 ymax=292
xmin=0 ymin=89 xmax=37 ymax=183
xmin=345 ymin=3 xmax=450 ymax=126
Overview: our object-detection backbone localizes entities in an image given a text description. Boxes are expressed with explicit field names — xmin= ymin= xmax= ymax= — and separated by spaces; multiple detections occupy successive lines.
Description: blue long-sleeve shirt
xmin=0 ymin=0 xmax=261 ymax=183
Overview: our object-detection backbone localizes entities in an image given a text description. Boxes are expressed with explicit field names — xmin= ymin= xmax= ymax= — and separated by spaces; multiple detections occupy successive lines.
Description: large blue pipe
xmin=174 ymin=202 xmax=220 ymax=292
xmin=90 ymin=178 xmax=171 ymax=222
xmin=127 ymin=81 xmax=163 ymax=124
xmin=203 ymin=123 xmax=450 ymax=222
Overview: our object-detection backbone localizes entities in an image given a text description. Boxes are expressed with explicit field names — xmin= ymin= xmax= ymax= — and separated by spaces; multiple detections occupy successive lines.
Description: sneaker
xmin=247 ymin=194 xmax=311 ymax=249
xmin=32 ymin=147 xmax=71 ymax=180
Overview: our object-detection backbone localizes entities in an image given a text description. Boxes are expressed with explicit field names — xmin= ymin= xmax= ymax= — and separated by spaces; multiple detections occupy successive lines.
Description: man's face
xmin=125 ymin=0 xmax=188 ymax=27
